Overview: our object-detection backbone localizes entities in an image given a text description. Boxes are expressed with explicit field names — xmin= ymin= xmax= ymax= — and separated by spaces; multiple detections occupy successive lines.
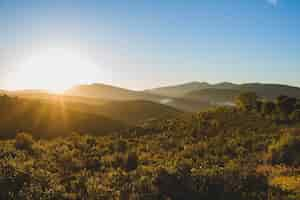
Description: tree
xmin=290 ymin=110 xmax=300 ymax=121
xmin=261 ymin=101 xmax=276 ymax=116
xmin=267 ymin=132 xmax=300 ymax=166
xmin=124 ymin=152 xmax=138 ymax=171
xmin=256 ymin=100 xmax=263 ymax=113
xmin=235 ymin=92 xmax=258 ymax=111
xmin=276 ymin=95 xmax=297 ymax=116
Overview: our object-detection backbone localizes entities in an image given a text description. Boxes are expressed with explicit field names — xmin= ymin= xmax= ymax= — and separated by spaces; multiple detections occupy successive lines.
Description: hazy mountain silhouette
xmin=185 ymin=88 xmax=241 ymax=103
xmin=145 ymin=82 xmax=212 ymax=97
xmin=148 ymin=82 xmax=300 ymax=100
xmin=5 ymin=82 xmax=300 ymax=114
xmin=65 ymin=83 xmax=163 ymax=101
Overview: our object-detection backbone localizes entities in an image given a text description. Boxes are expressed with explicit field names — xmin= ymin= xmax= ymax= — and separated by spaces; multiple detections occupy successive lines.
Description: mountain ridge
xmin=146 ymin=81 xmax=300 ymax=99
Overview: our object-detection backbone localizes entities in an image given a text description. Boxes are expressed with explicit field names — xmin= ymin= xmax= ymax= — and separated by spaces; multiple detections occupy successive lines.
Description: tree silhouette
xmin=235 ymin=92 xmax=258 ymax=111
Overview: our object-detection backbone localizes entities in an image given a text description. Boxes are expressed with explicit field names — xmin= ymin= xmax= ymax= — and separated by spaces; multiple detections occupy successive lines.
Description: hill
xmin=64 ymin=83 xmax=163 ymax=102
xmin=237 ymin=83 xmax=300 ymax=99
xmin=57 ymin=100 xmax=184 ymax=125
xmin=160 ymin=97 xmax=213 ymax=112
xmin=185 ymin=88 xmax=241 ymax=104
xmin=64 ymin=83 xmax=212 ymax=112
xmin=9 ymin=90 xmax=109 ymax=106
xmin=88 ymin=100 xmax=183 ymax=125
xmin=9 ymin=82 xmax=300 ymax=113
xmin=6 ymin=89 xmax=185 ymax=124
xmin=145 ymin=81 xmax=212 ymax=97
xmin=2 ymin=106 xmax=300 ymax=199
xmin=148 ymin=82 xmax=300 ymax=102
xmin=0 ymin=95 xmax=127 ymax=139
xmin=0 ymin=93 xmax=184 ymax=138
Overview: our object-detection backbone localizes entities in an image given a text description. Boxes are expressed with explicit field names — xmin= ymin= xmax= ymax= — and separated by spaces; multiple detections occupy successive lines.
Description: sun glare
xmin=9 ymin=47 xmax=99 ymax=93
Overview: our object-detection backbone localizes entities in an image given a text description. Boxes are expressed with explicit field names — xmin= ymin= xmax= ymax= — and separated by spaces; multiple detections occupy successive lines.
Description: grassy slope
xmin=59 ymin=99 xmax=184 ymax=125
xmin=0 ymin=96 xmax=127 ymax=139
xmin=1 ymin=108 xmax=300 ymax=199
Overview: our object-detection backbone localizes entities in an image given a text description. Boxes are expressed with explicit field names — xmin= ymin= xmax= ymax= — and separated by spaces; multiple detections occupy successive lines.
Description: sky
xmin=0 ymin=0 xmax=299 ymax=90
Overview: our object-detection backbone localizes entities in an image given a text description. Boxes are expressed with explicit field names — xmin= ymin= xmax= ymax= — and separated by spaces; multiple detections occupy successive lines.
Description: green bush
xmin=268 ymin=133 xmax=300 ymax=166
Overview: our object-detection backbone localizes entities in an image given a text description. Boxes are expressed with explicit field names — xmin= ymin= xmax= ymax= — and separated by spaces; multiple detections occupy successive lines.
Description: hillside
xmin=0 ymin=95 xmax=127 ymax=139
xmin=161 ymin=97 xmax=213 ymax=112
xmin=65 ymin=83 xmax=163 ymax=102
xmin=238 ymin=83 xmax=300 ymax=99
xmin=10 ymin=90 xmax=109 ymax=106
xmin=145 ymin=81 xmax=212 ymax=97
xmin=148 ymin=82 xmax=300 ymax=102
xmin=64 ymin=83 xmax=213 ymax=112
xmin=89 ymin=100 xmax=183 ymax=125
xmin=185 ymin=88 xmax=241 ymax=103
xmin=9 ymin=82 xmax=300 ymax=114
xmin=58 ymin=100 xmax=184 ymax=125
xmin=2 ymin=106 xmax=300 ymax=199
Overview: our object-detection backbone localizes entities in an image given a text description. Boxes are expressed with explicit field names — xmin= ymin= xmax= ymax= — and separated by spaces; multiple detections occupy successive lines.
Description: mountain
xmin=148 ymin=82 xmax=300 ymax=100
xmin=0 ymin=95 xmax=127 ymax=139
xmin=65 ymin=83 xmax=163 ymax=101
xmin=56 ymin=100 xmax=184 ymax=125
xmin=90 ymin=100 xmax=183 ymax=125
xmin=145 ymin=82 xmax=212 ymax=98
xmin=185 ymin=88 xmax=241 ymax=103
xmin=9 ymin=90 xmax=109 ymax=106
xmin=145 ymin=81 xmax=241 ymax=97
xmin=237 ymin=83 xmax=300 ymax=99
xmin=159 ymin=97 xmax=213 ymax=112
xmin=15 ymin=82 xmax=300 ymax=114
xmin=64 ymin=83 xmax=212 ymax=112
xmin=213 ymin=82 xmax=238 ymax=90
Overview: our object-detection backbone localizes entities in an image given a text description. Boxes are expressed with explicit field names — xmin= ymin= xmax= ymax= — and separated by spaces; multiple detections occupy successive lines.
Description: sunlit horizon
xmin=1 ymin=0 xmax=300 ymax=90
xmin=2 ymin=46 xmax=101 ymax=93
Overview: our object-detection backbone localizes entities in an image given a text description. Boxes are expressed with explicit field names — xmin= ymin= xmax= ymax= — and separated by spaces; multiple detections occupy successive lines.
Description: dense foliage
xmin=1 ymin=104 xmax=300 ymax=199
xmin=1 ymin=93 xmax=300 ymax=199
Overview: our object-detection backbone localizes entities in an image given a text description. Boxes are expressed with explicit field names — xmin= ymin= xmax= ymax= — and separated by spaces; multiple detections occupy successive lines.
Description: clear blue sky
xmin=0 ymin=0 xmax=299 ymax=90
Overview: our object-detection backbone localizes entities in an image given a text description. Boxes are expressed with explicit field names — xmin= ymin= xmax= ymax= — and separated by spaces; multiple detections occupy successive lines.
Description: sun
xmin=9 ymin=47 xmax=99 ymax=93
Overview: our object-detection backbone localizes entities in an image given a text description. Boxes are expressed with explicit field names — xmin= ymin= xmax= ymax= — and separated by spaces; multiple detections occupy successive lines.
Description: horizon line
xmin=1 ymin=81 xmax=300 ymax=93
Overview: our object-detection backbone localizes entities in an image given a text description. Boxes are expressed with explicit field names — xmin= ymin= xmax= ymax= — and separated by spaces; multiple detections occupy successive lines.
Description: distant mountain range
xmin=65 ymin=83 xmax=162 ymax=102
xmin=146 ymin=82 xmax=300 ymax=99
xmin=145 ymin=82 xmax=237 ymax=97
xmin=2 ymin=81 xmax=300 ymax=113
xmin=64 ymin=83 xmax=214 ymax=112
xmin=63 ymin=82 xmax=300 ymax=111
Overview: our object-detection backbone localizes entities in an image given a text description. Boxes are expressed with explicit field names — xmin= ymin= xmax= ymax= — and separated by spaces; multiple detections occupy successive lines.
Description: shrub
xmin=290 ymin=110 xmax=300 ymax=121
xmin=124 ymin=152 xmax=138 ymax=171
xmin=235 ymin=92 xmax=258 ymax=111
xmin=15 ymin=132 xmax=34 ymax=151
xmin=112 ymin=139 xmax=128 ymax=152
xmin=268 ymin=133 xmax=300 ymax=166
xmin=262 ymin=101 xmax=276 ymax=116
